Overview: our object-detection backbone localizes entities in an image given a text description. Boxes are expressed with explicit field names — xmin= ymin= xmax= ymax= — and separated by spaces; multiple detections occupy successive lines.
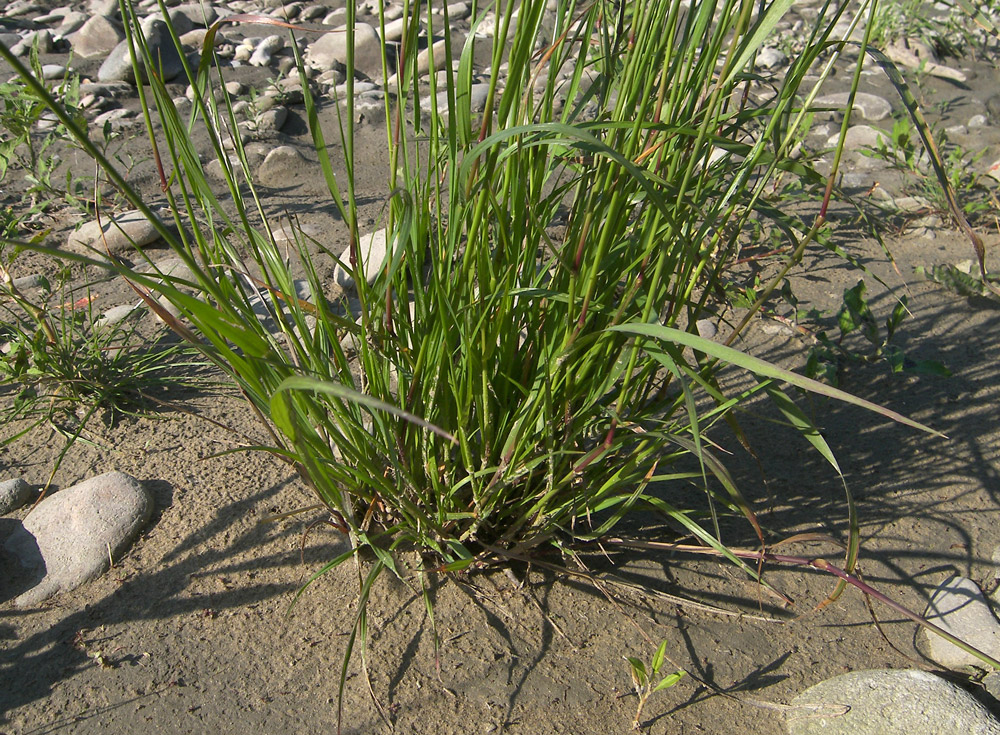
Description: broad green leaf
xmin=609 ymin=323 xmax=944 ymax=437
xmin=653 ymin=670 xmax=686 ymax=693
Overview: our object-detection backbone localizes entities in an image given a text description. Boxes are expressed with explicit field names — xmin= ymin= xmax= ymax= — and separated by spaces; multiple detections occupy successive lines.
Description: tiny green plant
xmin=868 ymin=0 xmax=961 ymax=54
xmin=625 ymin=641 xmax=685 ymax=730
xmin=0 ymin=255 xmax=207 ymax=482
xmin=916 ymin=261 xmax=1000 ymax=300
xmin=0 ymin=46 xmax=89 ymax=213
xmin=863 ymin=115 xmax=996 ymax=225
xmin=803 ymin=279 xmax=949 ymax=385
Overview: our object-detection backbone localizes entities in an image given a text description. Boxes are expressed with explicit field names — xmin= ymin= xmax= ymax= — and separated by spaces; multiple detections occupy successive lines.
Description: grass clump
xmin=0 ymin=254 xmax=206 ymax=477
xmin=0 ymin=0 xmax=954 ymax=723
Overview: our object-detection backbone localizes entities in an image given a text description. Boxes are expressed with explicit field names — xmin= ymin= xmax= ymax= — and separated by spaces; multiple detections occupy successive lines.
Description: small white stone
xmin=922 ymin=575 xmax=1000 ymax=668
xmin=333 ymin=229 xmax=389 ymax=290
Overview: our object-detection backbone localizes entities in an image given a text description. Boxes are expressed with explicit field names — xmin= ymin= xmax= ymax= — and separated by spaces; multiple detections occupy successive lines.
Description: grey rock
xmin=4 ymin=472 xmax=153 ymax=607
xmin=249 ymin=34 xmax=284 ymax=67
xmin=255 ymin=106 xmax=288 ymax=133
xmin=885 ymin=40 xmax=967 ymax=82
xmin=467 ymin=82 xmax=490 ymax=113
xmin=695 ymin=319 xmax=717 ymax=339
xmin=93 ymin=303 xmax=143 ymax=329
xmin=382 ymin=17 xmax=407 ymax=43
xmin=307 ymin=23 xmax=383 ymax=79
xmin=179 ymin=28 xmax=209 ymax=49
xmin=315 ymin=67 xmax=347 ymax=87
xmin=446 ymin=2 xmax=472 ymax=21
xmin=922 ymin=575 xmax=1000 ymax=668
xmin=11 ymin=29 xmax=55 ymax=56
xmin=322 ymin=8 xmax=348 ymax=26
xmin=258 ymin=145 xmax=310 ymax=185
xmin=815 ymin=92 xmax=892 ymax=122
xmin=839 ymin=172 xmax=878 ymax=190
xmin=273 ymin=2 xmax=302 ymax=20
xmin=970 ymin=113 xmax=989 ymax=129
xmin=91 ymin=107 xmax=134 ymax=129
xmin=756 ymin=46 xmax=787 ymax=70
xmin=40 ymin=64 xmax=69 ymax=80
xmin=11 ymin=273 xmax=48 ymax=290
xmin=299 ymin=5 xmax=328 ymax=22
xmin=333 ymin=228 xmax=388 ymax=290
xmin=416 ymin=39 xmax=448 ymax=76
xmin=5 ymin=1 xmax=44 ymax=17
xmin=54 ymin=11 xmax=88 ymax=36
xmin=87 ymin=0 xmax=121 ymax=17
xmin=0 ymin=478 xmax=33 ymax=515
xmin=67 ymin=209 xmax=166 ymax=254
xmin=786 ymin=669 xmax=1000 ymax=735
xmin=828 ymin=124 xmax=884 ymax=150
xmin=987 ymin=95 xmax=1000 ymax=122
xmin=147 ymin=9 xmax=193 ymax=37
xmin=985 ymin=671 xmax=1000 ymax=700
xmin=172 ymin=3 xmax=219 ymax=28
xmin=98 ymin=19 xmax=185 ymax=84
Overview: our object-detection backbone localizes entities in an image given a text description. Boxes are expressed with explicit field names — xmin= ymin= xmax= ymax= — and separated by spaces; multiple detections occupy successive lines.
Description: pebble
xmin=0 ymin=478 xmax=33 ymax=515
xmin=11 ymin=273 xmax=48 ymax=290
xmin=695 ymin=319 xmax=717 ymax=339
xmin=67 ymin=209 xmax=166 ymax=254
xmin=829 ymin=124 xmax=884 ymax=150
xmin=98 ymin=19 xmax=185 ymax=84
xmin=332 ymin=228 xmax=389 ymax=290
xmin=786 ymin=669 xmax=1000 ymax=735
xmin=885 ymin=40 xmax=968 ymax=83
xmin=815 ymin=92 xmax=892 ymax=123
xmin=4 ymin=472 xmax=153 ymax=608
xmin=254 ymin=106 xmax=288 ymax=133
xmin=969 ymin=114 xmax=989 ymax=129
xmin=922 ymin=575 xmax=1000 ymax=668
xmin=40 ymin=64 xmax=69 ymax=80
xmin=756 ymin=46 xmax=787 ymax=70
xmin=249 ymin=34 xmax=284 ymax=67
xmin=91 ymin=107 xmax=134 ymax=129
xmin=172 ymin=2 xmax=219 ymax=28
xmin=416 ymin=39 xmax=449 ymax=76
xmin=258 ymin=145 xmax=310 ymax=184
xmin=307 ymin=23 xmax=384 ymax=80
xmin=10 ymin=29 xmax=55 ymax=56
xmin=93 ymin=302 xmax=143 ymax=329
xmin=53 ymin=11 xmax=88 ymax=36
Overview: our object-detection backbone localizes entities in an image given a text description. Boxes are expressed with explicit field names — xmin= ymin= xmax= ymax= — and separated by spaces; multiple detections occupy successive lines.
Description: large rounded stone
xmin=0 ymin=478 xmax=33 ymax=515
xmin=306 ymin=23 xmax=383 ymax=80
xmin=68 ymin=15 xmax=125 ymax=59
xmin=786 ymin=669 xmax=1000 ymax=735
xmin=4 ymin=472 xmax=154 ymax=607
xmin=67 ymin=209 xmax=166 ymax=254
xmin=922 ymin=575 xmax=1000 ymax=668
xmin=98 ymin=19 xmax=185 ymax=84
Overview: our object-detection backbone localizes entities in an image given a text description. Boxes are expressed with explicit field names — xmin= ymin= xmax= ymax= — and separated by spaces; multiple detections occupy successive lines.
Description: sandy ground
xmin=5 ymin=5 xmax=1000 ymax=734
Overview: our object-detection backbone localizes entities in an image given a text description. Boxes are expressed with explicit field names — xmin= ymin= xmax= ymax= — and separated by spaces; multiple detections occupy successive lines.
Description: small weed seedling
xmin=803 ymin=279 xmax=949 ymax=385
xmin=863 ymin=116 xmax=996 ymax=225
xmin=625 ymin=641 xmax=685 ymax=730
xmin=0 ymin=256 xmax=207 ymax=479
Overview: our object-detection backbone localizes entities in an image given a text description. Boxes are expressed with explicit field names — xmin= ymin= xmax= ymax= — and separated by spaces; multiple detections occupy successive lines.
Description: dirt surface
xmin=5 ymin=4 xmax=1000 ymax=735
